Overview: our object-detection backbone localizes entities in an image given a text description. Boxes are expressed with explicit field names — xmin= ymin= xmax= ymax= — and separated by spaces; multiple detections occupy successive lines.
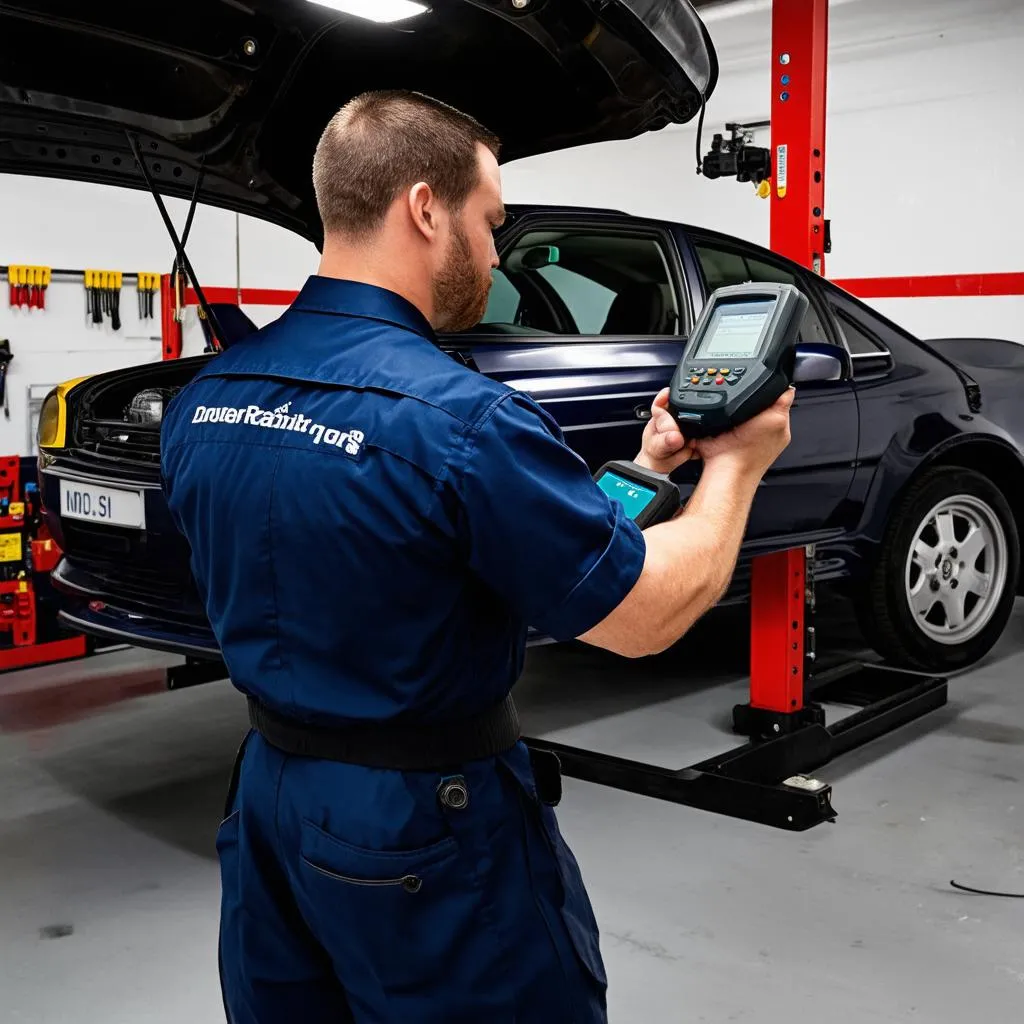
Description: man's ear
xmin=407 ymin=181 xmax=440 ymax=242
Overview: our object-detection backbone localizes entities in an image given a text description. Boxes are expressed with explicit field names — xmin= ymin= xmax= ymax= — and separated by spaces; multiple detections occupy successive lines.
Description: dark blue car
xmin=13 ymin=0 xmax=1024 ymax=673
xmin=37 ymin=207 xmax=1024 ymax=673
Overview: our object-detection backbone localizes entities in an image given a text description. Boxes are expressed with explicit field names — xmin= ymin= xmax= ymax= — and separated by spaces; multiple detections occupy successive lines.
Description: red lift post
xmin=733 ymin=0 xmax=946 ymax=752
xmin=736 ymin=0 xmax=830 ymax=735
xmin=755 ymin=0 xmax=829 ymax=724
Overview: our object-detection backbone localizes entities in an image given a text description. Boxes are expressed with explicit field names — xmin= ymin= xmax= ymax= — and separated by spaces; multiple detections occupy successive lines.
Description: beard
xmin=431 ymin=219 xmax=493 ymax=334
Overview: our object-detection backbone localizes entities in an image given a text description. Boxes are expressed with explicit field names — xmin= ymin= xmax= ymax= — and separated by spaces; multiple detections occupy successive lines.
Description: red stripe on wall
xmin=833 ymin=272 xmax=1024 ymax=299
xmin=186 ymin=286 xmax=299 ymax=306
xmin=185 ymin=274 xmax=1024 ymax=307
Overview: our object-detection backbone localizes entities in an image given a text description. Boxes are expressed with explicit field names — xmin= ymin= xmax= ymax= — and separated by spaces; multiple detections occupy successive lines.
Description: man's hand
xmin=694 ymin=387 xmax=795 ymax=478
xmin=635 ymin=388 xmax=696 ymax=474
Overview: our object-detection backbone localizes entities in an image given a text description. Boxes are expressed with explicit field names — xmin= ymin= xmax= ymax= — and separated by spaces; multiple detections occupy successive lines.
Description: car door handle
xmin=634 ymin=404 xmax=652 ymax=420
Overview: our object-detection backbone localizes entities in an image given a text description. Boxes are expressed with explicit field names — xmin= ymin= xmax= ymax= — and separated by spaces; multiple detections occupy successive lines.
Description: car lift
xmin=524 ymin=0 xmax=948 ymax=832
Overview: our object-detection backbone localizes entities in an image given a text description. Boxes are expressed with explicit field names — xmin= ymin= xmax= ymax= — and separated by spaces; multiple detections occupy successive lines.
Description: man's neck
xmin=317 ymin=244 xmax=434 ymax=325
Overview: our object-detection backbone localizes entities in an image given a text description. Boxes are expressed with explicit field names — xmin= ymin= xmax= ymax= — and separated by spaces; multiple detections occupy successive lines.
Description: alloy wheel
xmin=904 ymin=494 xmax=1008 ymax=646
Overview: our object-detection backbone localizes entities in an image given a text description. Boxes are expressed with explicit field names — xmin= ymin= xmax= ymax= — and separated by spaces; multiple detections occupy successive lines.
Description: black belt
xmin=246 ymin=694 xmax=521 ymax=771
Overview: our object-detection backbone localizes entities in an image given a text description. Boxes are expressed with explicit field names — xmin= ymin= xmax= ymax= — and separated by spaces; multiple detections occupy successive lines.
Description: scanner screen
xmin=596 ymin=471 xmax=656 ymax=521
xmin=695 ymin=299 xmax=774 ymax=361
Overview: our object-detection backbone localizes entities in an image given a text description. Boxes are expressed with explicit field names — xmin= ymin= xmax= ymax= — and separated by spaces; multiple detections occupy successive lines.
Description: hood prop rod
xmin=125 ymin=131 xmax=226 ymax=351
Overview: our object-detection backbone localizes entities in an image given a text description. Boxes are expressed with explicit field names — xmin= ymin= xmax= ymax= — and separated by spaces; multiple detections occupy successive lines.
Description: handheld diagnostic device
xmin=591 ymin=282 xmax=808 ymax=529
xmin=668 ymin=282 xmax=808 ymax=439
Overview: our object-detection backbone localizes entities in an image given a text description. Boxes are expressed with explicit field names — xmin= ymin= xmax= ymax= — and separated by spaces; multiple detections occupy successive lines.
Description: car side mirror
xmin=792 ymin=342 xmax=848 ymax=384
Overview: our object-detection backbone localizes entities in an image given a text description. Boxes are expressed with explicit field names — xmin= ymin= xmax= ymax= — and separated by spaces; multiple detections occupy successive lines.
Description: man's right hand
xmin=693 ymin=387 xmax=795 ymax=479
xmin=578 ymin=387 xmax=796 ymax=660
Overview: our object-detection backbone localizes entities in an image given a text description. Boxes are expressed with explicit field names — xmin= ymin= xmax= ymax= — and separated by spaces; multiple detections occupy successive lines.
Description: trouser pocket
xmin=296 ymin=815 xmax=506 ymax=1017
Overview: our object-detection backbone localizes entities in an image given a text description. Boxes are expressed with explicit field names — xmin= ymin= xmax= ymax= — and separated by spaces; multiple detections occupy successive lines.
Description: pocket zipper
xmin=302 ymin=856 xmax=423 ymax=893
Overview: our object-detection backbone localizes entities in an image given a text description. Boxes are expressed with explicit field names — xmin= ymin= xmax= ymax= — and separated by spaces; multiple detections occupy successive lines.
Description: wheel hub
xmin=904 ymin=494 xmax=1007 ymax=646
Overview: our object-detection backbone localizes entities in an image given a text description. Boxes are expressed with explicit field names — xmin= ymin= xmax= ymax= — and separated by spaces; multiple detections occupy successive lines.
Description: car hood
xmin=0 ymin=0 xmax=717 ymax=246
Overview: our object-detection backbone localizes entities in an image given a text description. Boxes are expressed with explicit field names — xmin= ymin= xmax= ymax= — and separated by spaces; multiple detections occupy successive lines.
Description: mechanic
xmin=160 ymin=89 xmax=793 ymax=1024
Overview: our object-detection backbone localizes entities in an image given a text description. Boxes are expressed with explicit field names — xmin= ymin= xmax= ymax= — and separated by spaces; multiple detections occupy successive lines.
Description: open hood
xmin=0 ymin=0 xmax=717 ymax=246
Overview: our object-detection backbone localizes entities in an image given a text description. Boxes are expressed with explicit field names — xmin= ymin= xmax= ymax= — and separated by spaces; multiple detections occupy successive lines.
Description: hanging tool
xmin=137 ymin=272 xmax=159 ymax=320
xmin=29 ymin=267 xmax=51 ymax=309
xmin=84 ymin=269 xmax=123 ymax=329
xmin=111 ymin=271 xmax=122 ymax=331
xmin=5 ymin=267 xmax=51 ymax=310
xmin=10 ymin=266 xmax=27 ymax=309
xmin=0 ymin=340 xmax=12 ymax=420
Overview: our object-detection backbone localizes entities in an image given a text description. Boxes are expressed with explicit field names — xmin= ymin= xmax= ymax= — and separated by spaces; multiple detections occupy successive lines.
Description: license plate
xmin=60 ymin=480 xmax=146 ymax=529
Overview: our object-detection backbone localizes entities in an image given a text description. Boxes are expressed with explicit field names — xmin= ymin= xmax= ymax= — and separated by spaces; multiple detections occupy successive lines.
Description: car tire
xmin=856 ymin=466 xmax=1019 ymax=672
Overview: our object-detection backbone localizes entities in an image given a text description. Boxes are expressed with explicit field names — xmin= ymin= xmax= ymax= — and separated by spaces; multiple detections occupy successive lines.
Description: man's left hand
xmin=634 ymin=388 xmax=695 ymax=475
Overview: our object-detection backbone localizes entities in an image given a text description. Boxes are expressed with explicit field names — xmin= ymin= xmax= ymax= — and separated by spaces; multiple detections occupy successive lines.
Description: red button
xmin=715 ymin=376 xmax=725 ymax=385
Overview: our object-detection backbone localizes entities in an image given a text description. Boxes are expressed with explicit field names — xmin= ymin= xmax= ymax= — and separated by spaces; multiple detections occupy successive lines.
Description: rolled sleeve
xmin=453 ymin=391 xmax=647 ymax=641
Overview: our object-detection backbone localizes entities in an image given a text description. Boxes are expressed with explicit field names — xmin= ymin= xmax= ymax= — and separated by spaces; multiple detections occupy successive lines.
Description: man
xmin=161 ymin=90 xmax=793 ymax=1024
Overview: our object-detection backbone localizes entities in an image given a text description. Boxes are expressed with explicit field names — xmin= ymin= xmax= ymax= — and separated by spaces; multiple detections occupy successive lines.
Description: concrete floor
xmin=1 ymin=596 xmax=1023 ymax=1023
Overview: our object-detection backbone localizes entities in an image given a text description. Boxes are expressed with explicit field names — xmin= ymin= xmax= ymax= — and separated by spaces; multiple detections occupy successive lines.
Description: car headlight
xmin=37 ymin=390 xmax=62 ymax=449
xmin=127 ymin=389 xmax=166 ymax=425
xmin=37 ymin=376 xmax=90 ymax=450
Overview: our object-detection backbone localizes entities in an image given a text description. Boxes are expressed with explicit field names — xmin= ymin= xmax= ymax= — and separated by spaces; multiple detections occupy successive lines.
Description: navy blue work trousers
xmin=216 ymin=732 xmax=608 ymax=1023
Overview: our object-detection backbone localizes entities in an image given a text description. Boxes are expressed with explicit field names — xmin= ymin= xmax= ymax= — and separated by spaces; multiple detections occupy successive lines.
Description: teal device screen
xmin=597 ymin=471 xmax=657 ymax=520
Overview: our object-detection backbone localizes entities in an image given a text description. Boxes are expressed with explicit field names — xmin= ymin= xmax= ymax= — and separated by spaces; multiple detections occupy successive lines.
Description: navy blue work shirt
xmin=161 ymin=278 xmax=647 ymax=726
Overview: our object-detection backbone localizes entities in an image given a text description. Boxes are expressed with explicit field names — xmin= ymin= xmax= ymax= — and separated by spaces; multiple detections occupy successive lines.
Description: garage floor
xmin=1 ymin=595 xmax=1023 ymax=1023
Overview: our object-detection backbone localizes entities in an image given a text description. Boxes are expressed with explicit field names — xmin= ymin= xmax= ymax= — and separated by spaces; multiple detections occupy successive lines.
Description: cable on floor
xmin=950 ymin=880 xmax=1024 ymax=899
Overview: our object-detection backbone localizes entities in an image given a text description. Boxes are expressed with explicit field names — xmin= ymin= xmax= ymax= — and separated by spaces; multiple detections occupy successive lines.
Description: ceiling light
xmin=306 ymin=0 xmax=429 ymax=24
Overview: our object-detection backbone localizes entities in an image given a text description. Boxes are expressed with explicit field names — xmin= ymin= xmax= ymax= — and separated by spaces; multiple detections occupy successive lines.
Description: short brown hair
xmin=312 ymin=90 xmax=501 ymax=238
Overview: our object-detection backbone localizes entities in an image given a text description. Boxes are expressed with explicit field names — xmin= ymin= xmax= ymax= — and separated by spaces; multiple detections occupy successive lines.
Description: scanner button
xmin=719 ymin=367 xmax=729 ymax=374
xmin=690 ymin=376 xmax=700 ymax=385
xmin=726 ymin=376 xmax=740 ymax=385
xmin=715 ymin=376 xmax=725 ymax=385
xmin=706 ymin=368 xmax=717 ymax=375
xmin=732 ymin=366 xmax=746 ymax=376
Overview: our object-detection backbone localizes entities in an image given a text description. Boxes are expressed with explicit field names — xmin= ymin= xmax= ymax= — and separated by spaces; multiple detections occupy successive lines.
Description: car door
xmin=447 ymin=213 xmax=692 ymax=473
xmin=682 ymin=233 xmax=860 ymax=539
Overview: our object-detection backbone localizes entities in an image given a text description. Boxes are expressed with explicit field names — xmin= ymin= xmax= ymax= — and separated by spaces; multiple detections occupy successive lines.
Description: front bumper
xmin=53 ymin=565 xmax=221 ymax=659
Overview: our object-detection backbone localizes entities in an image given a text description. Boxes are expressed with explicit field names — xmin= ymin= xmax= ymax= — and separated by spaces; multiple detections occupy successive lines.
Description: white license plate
xmin=60 ymin=480 xmax=146 ymax=529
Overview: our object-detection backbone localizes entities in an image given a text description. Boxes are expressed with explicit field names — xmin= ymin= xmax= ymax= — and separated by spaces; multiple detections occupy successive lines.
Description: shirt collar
xmin=291 ymin=276 xmax=436 ymax=342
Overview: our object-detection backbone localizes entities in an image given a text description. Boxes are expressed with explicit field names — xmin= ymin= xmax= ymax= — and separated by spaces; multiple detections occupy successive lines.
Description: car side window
xmin=535 ymin=264 xmax=617 ymax=334
xmin=480 ymin=228 xmax=681 ymax=336
xmin=692 ymin=240 xmax=831 ymax=345
xmin=834 ymin=311 xmax=888 ymax=354
xmin=826 ymin=292 xmax=896 ymax=376
xmin=485 ymin=269 xmax=523 ymax=324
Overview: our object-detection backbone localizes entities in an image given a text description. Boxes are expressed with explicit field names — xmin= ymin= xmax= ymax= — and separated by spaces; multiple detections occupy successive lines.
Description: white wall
xmin=0 ymin=182 xmax=317 ymax=454
xmin=1 ymin=0 xmax=1022 ymax=455
xmin=502 ymin=0 xmax=1024 ymax=341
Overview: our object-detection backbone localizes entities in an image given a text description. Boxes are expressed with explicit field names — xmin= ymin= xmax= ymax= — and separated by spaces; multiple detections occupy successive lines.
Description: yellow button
xmin=690 ymin=376 xmax=700 ymax=384
xmin=719 ymin=367 xmax=729 ymax=374
xmin=706 ymin=368 xmax=716 ymax=375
